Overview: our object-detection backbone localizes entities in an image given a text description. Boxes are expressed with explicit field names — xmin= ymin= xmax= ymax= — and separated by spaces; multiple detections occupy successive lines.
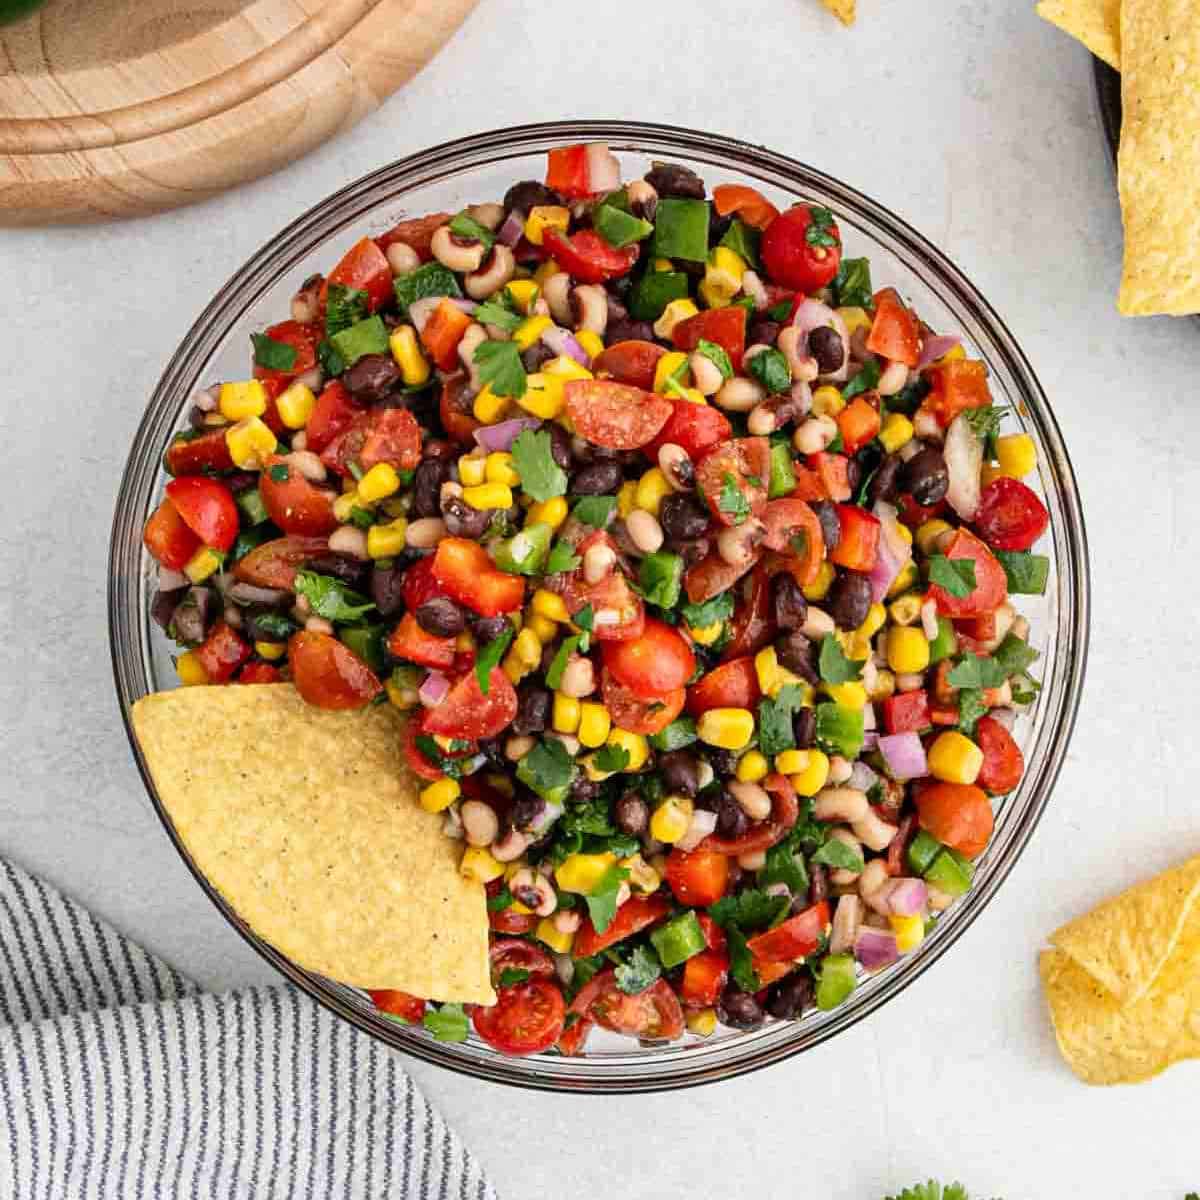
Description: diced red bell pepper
xmin=664 ymin=849 xmax=730 ymax=907
xmin=541 ymin=229 xmax=638 ymax=284
xmin=571 ymin=894 xmax=672 ymax=958
xmin=193 ymin=621 xmax=252 ymax=684
xmin=920 ymin=360 xmax=991 ymax=428
xmin=807 ymin=452 xmax=851 ymax=502
xmin=670 ymin=306 xmax=748 ymax=372
xmin=711 ymin=184 xmax=779 ymax=230
xmin=789 ymin=466 xmax=827 ymax=501
xmin=431 ymin=537 xmax=525 ymax=617
xmin=866 ymin=288 xmax=920 ymax=367
xmin=746 ymin=901 xmax=830 ymax=964
xmin=836 ymin=396 xmax=881 ymax=456
xmin=419 ymin=298 xmax=473 ymax=372
xmin=422 ymin=668 xmax=517 ymax=741
xmin=881 ymin=689 xmax=931 ymax=734
xmin=829 ymin=504 xmax=880 ymax=572
xmin=679 ymin=949 xmax=730 ymax=1008
xmin=386 ymin=612 xmax=456 ymax=670
xmin=305 ymin=381 xmax=360 ymax=454
xmin=323 ymin=236 xmax=393 ymax=313
xmin=926 ymin=529 xmax=1007 ymax=618
xmin=545 ymin=144 xmax=590 ymax=198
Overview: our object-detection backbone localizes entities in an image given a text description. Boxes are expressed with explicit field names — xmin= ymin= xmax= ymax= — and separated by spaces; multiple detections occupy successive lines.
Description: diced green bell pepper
xmin=815 ymin=702 xmax=864 ymax=759
xmin=229 ymin=525 xmax=272 ymax=564
xmin=648 ymin=911 xmax=707 ymax=969
xmin=649 ymin=717 xmax=698 ymax=752
xmin=638 ymin=551 xmax=683 ymax=609
xmin=340 ymin=623 xmax=387 ymax=674
xmin=923 ymin=848 xmax=974 ymax=897
xmin=651 ymin=198 xmax=710 ymax=262
xmin=594 ymin=198 xmax=654 ymax=248
xmin=493 ymin=522 xmax=552 ymax=576
xmin=816 ymin=953 xmax=857 ymax=1011
xmin=235 ymin=487 xmax=269 ymax=526
xmin=719 ymin=218 xmax=760 ymax=268
xmin=928 ymin=616 xmax=958 ymax=663
xmin=768 ymin=440 xmax=797 ymax=499
xmin=629 ymin=271 xmax=690 ymax=321
xmin=329 ymin=315 xmax=389 ymax=367
xmin=906 ymin=829 xmax=943 ymax=876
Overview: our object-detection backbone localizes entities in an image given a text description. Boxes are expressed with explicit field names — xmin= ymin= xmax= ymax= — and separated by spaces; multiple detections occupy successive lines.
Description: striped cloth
xmin=0 ymin=856 xmax=498 ymax=1199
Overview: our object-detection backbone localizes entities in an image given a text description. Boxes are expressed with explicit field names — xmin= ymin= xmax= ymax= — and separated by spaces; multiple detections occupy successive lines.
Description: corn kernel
xmin=577 ymin=702 xmax=612 ymax=748
xmin=939 ymin=342 xmax=966 ymax=363
xmin=542 ymin=355 xmax=593 ymax=381
xmin=276 ymin=381 xmax=316 ymax=430
xmin=555 ymin=852 xmax=617 ymax=894
xmin=516 ymin=373 xmax=565 ymax=420
xmin=620 ymin=853 xmax=661 ymax=894
xmin=635 ymin=468 xmax=672 ymax=516
xmin=552 ymin=692 xmax=581 ymax=734
xmin=687 ymin=621 xmax=724 ymax=646
xmin=878 ymin=412 xmax=914 ymax=454
xmin=887 ymin=626 xmax=931 ymax=675
xmin=837 ymin=306 xmax=872 ymax=336
xmin=916 ymin=519 xmax=953 ymax=557
xmin=736 ymin=750 xmax=770 ymax=783
xmin=607 ymin=728 xmax=650 ymax=771
xmin=754 ymin=645 xmax=782 ymax=695
xmin=927 ymin=731 xmax=984 ymax=786
xmin=457 ymin=453 xmax=487 ymax=487
xmin=526 ymin=613 xmax=558 ymax=643
xmin=994 ymin=433 xmax=1037 ymax=478
xmin=697 ymin=708 xmax=755 ymax=751
xmin=896 ymin=522 xmax=913 ymax=546
xmin=527 ymin=496 xmax=568 ymax=529
xmin=653 ymin=299 xmax=700 ymax=340
xmin=460 ymin=847 xmax=504 ymax=884
xmin=463 ymin=483 xmax=513 ymax=510
xmin=615 ymin=481 xmax=638 ymax=519
xmin=533 ymin=589 xmax=569 ymax=623
xmin=218 ymin=380 xmax=268 ymax=422
xmin=653 ymin=351 xmax=690 ymax=394
xmin=824 ymin=680 xmax=868 ymax=709
xmin=575 ymin=330 xmax=604 ymax=361
xmin=419 ymin=778 xmax=460 ymax=813
xmin=811 ymin=385 xmax=845 ymax=418
xmin=357 ymin=463 xmax=401 ymax=503
xmin=686 ymin=1008 xmax=718 ymax=1037
xmin=890 ymin=913 xmax=926 ymax=954
xmin=887 ymin=560 xmax=919 ymax=599
xmin=838 ymin=630 xmax=872 ymax=662
xmin=332 ymin=491 xmax=361 ymax=523
xmin=859 ymin=603 xmax=887 ymax=639
xmin=502 ymin=649 xmax=531 ymax=685
xmin=366 ymin=520 xmax=407 ymax=558
xmin=709 ymin=245 xmax=747 ymax=283
xmin=388 ymin=325 xmax=431 ymax=386
xmin=473 ymin=385 xmax=511 ymax=424
xmin=889 ymin=593 xmax=923 ymax=627
xmin=803 ymin=560 xmax=836 ymax=601
xmin=700 ymin=246 xmax=745 ymax=308
xmin=774 ymin=749 xmax=809 ymax=776
xmin=505 ymin=279 xmax=540 ymax=314
xmin=513 ymin=628 xmax=541 ymax=668
xmin=254 ymin=640 xmax=286 ymax=661
xmin=513 ymin=315 xmax=552 ymax=351
xmin=224 ymin=416 xmax=277 ymax=469
xmin=485 ymin=452 xmax=521 ymax=487
xmin=790 ymin=748 xmax=830 ymax=796
xmin=535 ymin=918 xmax=574 ymax=955
xmin=650 ymin=795 xmax=694 ymax=844
xmin=183 ymin=546 xmax=224 ymax=583
xmin=868 ymin=668 xmax=896 ymax=703
xmin=524 ymin=205 xmax=570 ymax=246
xmin=176 ymin=650 xmax=208 ymax=686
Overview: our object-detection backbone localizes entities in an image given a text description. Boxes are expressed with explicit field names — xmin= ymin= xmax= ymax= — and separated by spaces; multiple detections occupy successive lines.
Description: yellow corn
xmin=513 ymin=315 xmax=552 ymax=351
xmin=928 ymin=731 xmax=984 ymax=785
xmin=837 ymin=306 xmax=872 ymax=336
xmin=535 ymin=918 xmax=574 ymax=955
xmin=533 ymin=259 xmax=561 ymax=287
xmin=824 ymin=680 xmax=868 ymax=709
xmin=859 ymin=603 xmax=887 ymax=640
xmin=889 ymin=593 xmax=923 ymax=627
xmin=254 ymin=640 xmax=286 ymax=661
xmin=505 ymin=280 xmax=540 ymax=314
xmin=686 ymin=1008 xmax=718 ymax=1037
xmin=463 ymin=483 xmax=513 ymax=511
xmin=508 ymin=628 xmax=538 ymax=669
xmin=332 ymin=492 xmax=360 ymax=523
xmin=526 ymin=613 xmax=558 ymax=643
xmin=460 ymin=847 xmax=504 ymax=884
xmin=878 ymin=412 xmax=914 ymax=454
xmin=810 ymin=385 xmax=845 ymax=419
xmin=887 ymin=560 xmax=919 ymax=599
xmin=896 ymin=522 xmax=913 ymax=546
xmin=388 ymin=325 xmax=431 ymax=386
xmin=542 ymin=355 xmax=593 ymax=381
xmin=527 ymin=496 xmax=568 ymax=529
xmin=367 ymin=520 xmax=407 ymax=559
xmin=218 ymin=380 xmax=268 ymax=422
xmin=224 ymin=416 xmax=277 ymax=469
xmin=890 ymin=913 xmax=925 ymax=953
xmin=175 ymin=650 xmax=208 ymax=686
xmin=502 ymin=649 xmax=532 ymax=685
xmin=803 ymin=560 xmax=836 ymax=601
xmin=687 ymin=621 xmax=724 ymax=646
xmin=275 ymin=381 xmax=316 ymax=430
xmin=575 ymin=330 xmax=604 ymax=361
xmin=555 ymin=852 xmax=617 ymax=894
xmin=357 ymin=463 xmax=401 ymax=503
xmin=774 ymin=749 xmax=808 ymax=776
xmin=868 ymin=668 xmax=896 ymax=703
xmin=473 ymin=385 xmax=511 ymax=424
xmin=650 ymin=795 xmax=694 ymax=844
xmin=994 ymin=433 xmax=1036 ymax=479
xmin=753 ymin=645 xmax=805 ymax=699
xmin=700 ymin=246 xmax=745 ymax=307
xmin=485 ymin=452 xmax=520 ymax=487
xmin=620 ymin=853 xmax=661 ymax=894
xmin=634 ymin=468 xmax=672 ymax=516
xmin=790 ymin=748 xmax=830 ymax=796
xmin=532 ymin=589 xmax=569 ymax=623
xmin=697 ymin=708 xmax=755 ymax=751
xmin=517 ymin=373 xmax=566 ymax=420
xmin=607 ymin=728 xmax=650 ymax=771
xmin=916 ymin=519 xmax=953 ymax=557
xmin=736 ymin=750 xmax=769 ymax=783
xmin=886 ymin=626 xmax=931 ymax=675
xmin=653 ymin=351 xmax=689 ymax=394
xmin=939 ymin=342 xmax=966 ymax=363
xmin=653 ymin=299 xmax=700 ymax=340
xmin=457 ymin=453 xmax=487 ymax=486
xmin=524 ymin=205 xmax=570 ymax=246
xmin=183 ymin=546 xmax=224 ymax=584
xmin=419 ymin=778 xmax=460 ymax=813
xmin=615 ymin=481 xmax=638 ymax=519
xmin=577 ymin=702 xmax=611 ymax=748
xmin=837 ymin=630 xmax=872 ymax=662
xmin=552 ymin=692 xmax=581 ymax=734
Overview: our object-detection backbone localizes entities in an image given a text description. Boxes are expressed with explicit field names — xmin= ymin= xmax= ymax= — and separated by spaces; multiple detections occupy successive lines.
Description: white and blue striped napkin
xmin=0 ymin=856 xmax=498 ymax=1199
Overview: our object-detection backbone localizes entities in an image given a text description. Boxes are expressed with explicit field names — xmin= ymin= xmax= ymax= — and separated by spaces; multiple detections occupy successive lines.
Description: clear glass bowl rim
xmin=108 ymin=119 xmax=1090 ymax=1093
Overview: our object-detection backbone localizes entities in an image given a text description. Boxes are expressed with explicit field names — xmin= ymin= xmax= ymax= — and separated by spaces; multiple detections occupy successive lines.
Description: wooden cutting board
xmin=0 ymin=0 xmax=477 ymax=225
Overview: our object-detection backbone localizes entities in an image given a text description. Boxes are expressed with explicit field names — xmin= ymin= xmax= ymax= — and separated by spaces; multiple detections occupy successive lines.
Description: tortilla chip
xmin=821 ymin=0 xmax=855 ymax=26
xmin=1050 ymin=855 xmax=1200 ymax=1007
xmin=1117 ymin=0 xmax=1200 ymax=315
xmin=132 ymin=685 xmax=494 ymax=1005
xmin=1035 ymin=0 xmax=1120 ymax=69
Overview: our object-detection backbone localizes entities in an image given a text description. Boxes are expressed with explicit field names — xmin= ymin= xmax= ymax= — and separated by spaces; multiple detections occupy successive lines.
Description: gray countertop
xmin=4 ymin=0 xmax=1200 ymax=1195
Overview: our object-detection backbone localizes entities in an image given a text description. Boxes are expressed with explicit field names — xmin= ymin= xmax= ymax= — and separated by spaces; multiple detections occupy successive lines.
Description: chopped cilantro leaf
xmin=833 ymin=256 xmax=873 ymax=308
xmin=680 ymin=591 xmax=734 ymax=629
xmin=475 ymin=627 xmax=514 ymax=693
xmin=804 ymin=206 xmax=840 ymax=248
xmin=708 ymin=888 xmax=790 ymax=933
xmin=946 ymin=652 xmax=1007 ymax=690
xmin=519 ymin=738 xmax=574 ymax=796
xmin=393 ymin=262 xmax=461 ymax=317
xmin=842 ymin=358 xmax=881 ymax=400
xmin=695 ymin=338 xmax=733 ymax=381
xmin=573 ymin=495 xmax=616 ymax=527
xmin=585 ymin=864 xmax=631 ymax=935
xmin=487 ymin=886 xmax=513 ymax=912
xmin=614 ymin=944 xmax=662 ymax=995
xmin=511 ymin=429 xmax=568 ymax=502
xmin=473 ymin=340 xmax=526 ymax=398
xmin=448 ymin=210 xmax=495 ymax=250
xmin=956 ymin=688 xmax=988 ymax=736
xmin=810 ymin=838 xmax=865 ymax=873
xmin=747 ymin=347 xmax=791 ymax=395
xmin=718 ymin=472 xmax=752 ymax=524
xmin=545 ymin=542 xmax=581 ymax=575
xmin=545 ymin=635 xmax=581 ymax=690
xmin=250 ymin=332 xmax=298 ymax=372
xmin=929 ymin=555 xmax=977 ymax=599
xmin=818 ymin=635 xmax=863 ymax=684
xmin=592 ymin=744 xmax=631 ymax=774
xmin=293 ymin=571 xmax=375 ymax=622
xmin=474 ymin=298 xmax=523 ymax=333
xmin=422 ymin=1003 xmax=469 ymax=1042
xmin=760 ymin=840 xmax=809 ymax=896
xmin=498 ymin=968 xmax=530 ymax=988
xmin=324 ymin=283 xmax=369 ymax=339
xmin=766 ymin=298 xmax=794 ymax=321
xmin=757 ymin=683 xmax=807 ymax=757
xmin=993 ymin=633 xmax=1039 ymax=676
xmin=267 ymin=463 xmax=289 ymax=483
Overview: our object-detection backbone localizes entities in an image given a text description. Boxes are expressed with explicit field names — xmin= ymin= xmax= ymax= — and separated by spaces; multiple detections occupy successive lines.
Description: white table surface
xmin=4 ymin=1 xmax=1200 ymax=1195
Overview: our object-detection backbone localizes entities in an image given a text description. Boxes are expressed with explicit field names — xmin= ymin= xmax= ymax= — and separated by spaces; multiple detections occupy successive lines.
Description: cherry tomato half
xmin=603 ymin=618 xmax=695 ymax=697
xmin=258 ymin=454 xmax=339 ymax=537
xmin=488 ymin=938 xmax=555 ymax=987
xmin=916 ymin=782 xmax=994 ymax=859
xmin=320 ymin=408 xmax=422 ymax=479
xmin=865 ymin=288 xmax=920 ymax=368
xmin=369 ymin=990 xmax=426 ymax=1024
xmin=165 ymin=428 xmax=234 ymax=477
xmin=233 ymin=535 xmax=329 ymax=590
xmin=560 ymin=532 xmax=645 ymax=641
xmin=472 ymin=979 xmax=565 ymax=1056
xmin=686 ymin=656 xmax=761 ymax=716
xmin=164 ymin=476 xmax=239 ymax=552
xmin=591 ymin=977 xmax=684 ymax=1042
xmin=592 ymin=340 xmax=666 ymax=390
xmin=696 ymin=437 xmax=771 ymax=528
xmin=421 ymin=668 xmax=518 ymax=741
xmin=761 ymin=498 xmax=826 ymax=585
xmin=252 ymin=319 xmax=320 ymax=385
xmin=431 ymin=538 xmax=526 ymax=617
xmin=973 ymin=477 xmax=1049 ymax=552
xmin=324 ymin=236 xmax=393 ymax=313
xmin=761 ymin=204 xmax=842 ymax=292
xmin=565 ymin=380 xmax=672 ymax=450
xmin=601 ymin=671 xmax=686 ymax=736
xmin=670 ymin=306 xmax=747 ymax=372
xmin=305 ymin=381 xmax=361 ymax=454
xmin=289 ymin=631 xmax=382 ymax=710
xmin=643 ymin=397 xmax=732 ymax=463
xmin=974 ymin=715 xmax=1025 ymax=794
xmin=143 ymin=499 xmax=200 ymax=570
xmin=572 ymin=893 xmax=672 ymax=958
xmin=193 ymin=621 xmax=252 ymax=684
xmin=926 ymin=529 xmax=1008 ymax=618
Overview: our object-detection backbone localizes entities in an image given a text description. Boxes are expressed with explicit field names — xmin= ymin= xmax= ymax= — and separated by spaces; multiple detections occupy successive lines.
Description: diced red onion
xmin=408 ymin=296 xmax=441 ymax=333
xmin=877 ymin=732 xmax=929 ymax=782
xmin=540 ymin=324 xmax=590 ymax=366
xmin=792 ymin=299 xmax=851 ymax=383
xmin=676 ymin=808 xmax=718 ymax=852
xmin=585 ymin=143 xmax=621 ymax=194
xmin=829 ymin=894 xmax=862 ymax=955
xmin=296 ymin=367 xmax=324 ymax=392
xmin=921 ymin=598 xmax=939 ymax=641
xmin=944 ymin=413 xmax=982 ymax=520
xmin=860 ymin=704 xmax=876 ymax=734
xmin=848 ymin=760 xmax=877 ymax=791
xmin=473 ymin=417 xmax=542 ymax=454
xmin=158 ymin=566 xmax=189 ymax=592
xmin=862 ymin=731 xmax=879 ymax=751
xmin=989 ymin=707 xmax=1017 ymax=731
xmin=554 ymin=953 xmax=575 ymax=987
xmin=885 ymin=877 xmax=928 ymax=917
xmin=854 ymin=926 xmax=899 ymax=972
xmin=447 ymin=298 xmax=478 ymax=315
xmin=789 ymin=379 xmax=813 ymax=417
xmin=917 ymin=333 xmax=961 ymax=369
xmin=497 ymin=210 xmax=525 ymax=247
xmin=741 ymin=269 xmax=768 ymax=310
xmin=866 ymin=501 xmax=912 ymax=603
xmin=419 ymin=671 xmax=450 ymax=708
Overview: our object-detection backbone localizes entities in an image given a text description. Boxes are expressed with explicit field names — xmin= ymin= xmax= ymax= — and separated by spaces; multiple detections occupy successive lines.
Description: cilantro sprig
xmin=718 ymin=473 xmax=752 ymax=524
xmin=929 ymin=555 xmax=977 ymax=599
xmin=818 ymin=635 xmax=862 ymax=684
xmin=250 ymin=332 xmax=297 ymax=372
xmin=511 ymin=429 xmax=568 ymax=502
xmin=474 ymin=340 xmax=526 ymax=398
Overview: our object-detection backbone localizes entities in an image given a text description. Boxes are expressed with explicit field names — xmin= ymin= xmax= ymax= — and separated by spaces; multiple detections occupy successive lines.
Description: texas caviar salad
xmin=143 ymin=143 xmax=1052 ymax=1056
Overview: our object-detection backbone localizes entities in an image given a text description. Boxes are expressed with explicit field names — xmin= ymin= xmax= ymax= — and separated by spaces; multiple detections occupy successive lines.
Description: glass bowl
xmin=109 ymin=121 xmax=1090 ymax=1093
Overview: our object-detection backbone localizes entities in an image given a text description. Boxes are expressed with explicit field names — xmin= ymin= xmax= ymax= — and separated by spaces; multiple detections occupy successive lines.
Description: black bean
xmin=510 ymin=789 xmax=546 ymax=833
xmin=503 ymin=180 xmax=561 ymax=215
xmin=568 ymin=776 xmax=600 ymax=805
xmin=306 ymin=553 xmax=369 ymax=590
xmin=826 ymin=572 xmax=872 ymax=631
xmin=169 ymin=586 xmax=215 ymax=645
xmin=187 ymin=404 xmax=209 ymax=430
xmin=718 ymin=988 xmax=764 ymax=1031
xmin=659 ymin=751 xmax=700 ymax=797
xmin=471 ymin=614 xmax=512 ymax=643
xmin=708 ymin=212 xmax=733 ymax=247
xmin=809 ymin=326 xmax=846 ymax=375
xmin=441 ymin=494 xmax=492 ymax=538
xmin=775 ymin=631 xmax=818 ymax=685
xmin=867 ymin=454 xmax=903 ymax=505
xmin=810 ymin=500 xmax=841 ymax=552
xmin=792 ymin=707 xmax=816 ymax=750
xmin=670 ymin=536 xmax=710 ymax=568
xmin=771 ymin=573 xmax=808 ymax=632
xmin=411 ymin=458 xmax=449 ymax=519
xmin=522 ymin=342 xmax=555 ymax=373
xmin=342 ymin=353 xmax=402 ymax=403
xmin=902 ymin=447 xmax=949 ymax=507
xmin=547 ymin=424 xmax=573 ymax=471
xmin=571 ymin=461 xmax=623 ymax=495
xmin=716 ymin=790 xmax=749 ymax=839
xmin=645 ymin=162 xmax=706 ymax=200
xmin=765 ymin=973 xmax=814 ymax=1020
xmin=603 ymin=288 xmax=629 ymax=321
xmin=747 ymin=319 xmax=781 ymax=349
xmin=151 ymin=588 xmax=184 ymax=632
xmin=512 ymin=682 xmax=551 ymax=735
xmin=614 ymin=792 xmax=649 ymax=837
xmin=370 ymin=565 xmax=406 ymax=618
xmin=659 ymin=494 xmax=710 ymax=542
xmin=422 ymin=438 xmax=456 ymax=462
xmin=477 ymin=738 xmax=506 ymax=768
xmin=845 ymin=457 xmax=862 ymax=494
xmin=415 ymin=597 xmax=465 ymax=637
xmin=706 ymin=748 xmax=740 ymax=778
xmin=604 ymin=317 xmax=656 ymax=346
